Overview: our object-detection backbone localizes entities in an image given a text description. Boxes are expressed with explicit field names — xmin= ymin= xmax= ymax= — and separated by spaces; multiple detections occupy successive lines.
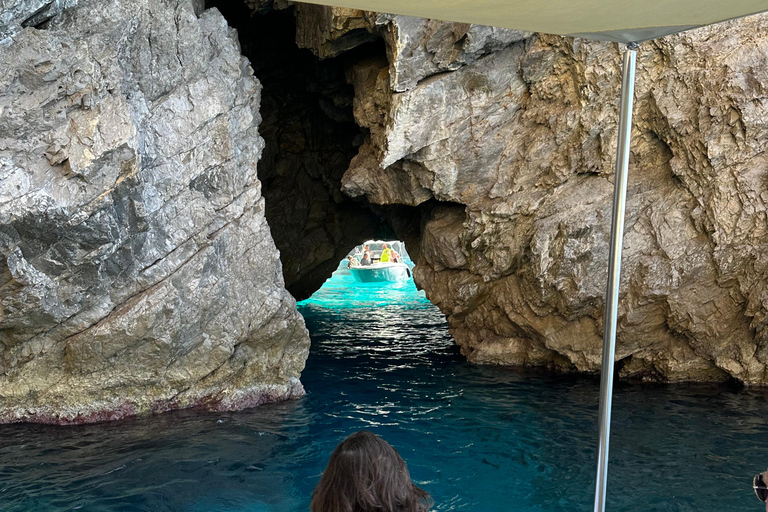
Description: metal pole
xmin=593 ymin=44 xmax=637 ymax=512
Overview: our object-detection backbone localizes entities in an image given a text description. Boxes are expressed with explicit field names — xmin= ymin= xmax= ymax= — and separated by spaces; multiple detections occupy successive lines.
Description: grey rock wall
xmin=298 ymin=5 xmax=768 ymax=385
xmin=0 ymin=0 xmax=76 ymax=41
xmin=0 ymin=0 xmax=310 ymax=423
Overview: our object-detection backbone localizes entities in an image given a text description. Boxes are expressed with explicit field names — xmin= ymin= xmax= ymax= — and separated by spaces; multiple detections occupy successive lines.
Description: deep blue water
xmin=2 ymin=271 xmax=768 ymax=511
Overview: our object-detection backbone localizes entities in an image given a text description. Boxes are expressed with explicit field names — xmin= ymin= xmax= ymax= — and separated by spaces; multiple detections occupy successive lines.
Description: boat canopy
xmin=350 ymin=240 xmax=408 ymax=258
xmin=297 ymin=0 xmax=767 ymax=43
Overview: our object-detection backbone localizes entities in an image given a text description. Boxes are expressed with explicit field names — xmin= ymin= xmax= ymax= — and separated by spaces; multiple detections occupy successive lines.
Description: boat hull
xmin=349 ymin=263 xmax=411 ymax=283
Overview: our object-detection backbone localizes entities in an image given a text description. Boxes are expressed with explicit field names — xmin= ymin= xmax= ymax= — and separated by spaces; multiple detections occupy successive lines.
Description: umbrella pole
xmin=593 ymin=43 xmax=637 ymax=512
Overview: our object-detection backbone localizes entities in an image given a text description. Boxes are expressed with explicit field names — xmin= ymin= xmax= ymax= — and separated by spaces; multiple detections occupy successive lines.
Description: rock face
xmin=299 ymin=7 xmax=768 ymax=384
xmin=0 ymin=0 xmax=310 ymax=423
xmin=3 ymin=0 xmax=768 ymax=429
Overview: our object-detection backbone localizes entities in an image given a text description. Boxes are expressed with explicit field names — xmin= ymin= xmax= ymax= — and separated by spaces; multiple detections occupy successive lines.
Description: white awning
xmin=296 ymin=0 xmax=768 ymax=43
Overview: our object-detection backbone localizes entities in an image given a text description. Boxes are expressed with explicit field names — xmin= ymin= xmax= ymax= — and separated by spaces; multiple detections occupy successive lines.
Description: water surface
xmin=1 ymin=272 xmax=767 ymax=511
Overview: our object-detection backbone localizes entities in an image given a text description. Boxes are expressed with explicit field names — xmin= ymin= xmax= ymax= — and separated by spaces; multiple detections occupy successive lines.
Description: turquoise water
xmin=2 ymin=271 xmax=768 ymax=511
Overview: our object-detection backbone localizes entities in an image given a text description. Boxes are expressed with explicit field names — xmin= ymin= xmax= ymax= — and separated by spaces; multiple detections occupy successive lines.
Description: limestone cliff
xmin=0 ymin=0 xmax=310 ymax=423
xmin=297 ymin=7 xmax=768 ymax=385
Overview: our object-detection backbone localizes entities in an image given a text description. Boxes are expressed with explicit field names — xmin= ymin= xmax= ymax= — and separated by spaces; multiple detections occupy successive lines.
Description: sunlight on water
xmin=2 ymin=263 xmax=768 ymax=511
xmin=297 ymin=262 xmax=426 ymax=309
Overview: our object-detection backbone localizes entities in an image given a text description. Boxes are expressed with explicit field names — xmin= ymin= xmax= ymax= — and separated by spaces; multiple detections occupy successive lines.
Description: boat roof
xmin=359 ymin=240 xmax=402 ymax=246
xmin=348 ymin=241 xmax=410 ymax=258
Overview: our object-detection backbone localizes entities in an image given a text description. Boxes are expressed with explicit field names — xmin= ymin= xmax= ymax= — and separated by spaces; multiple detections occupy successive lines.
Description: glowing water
xmin=1 ymin=271 xmax=766 ymax=511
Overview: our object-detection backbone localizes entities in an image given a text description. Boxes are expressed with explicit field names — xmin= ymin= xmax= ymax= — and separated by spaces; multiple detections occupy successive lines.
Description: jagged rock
xmin=212 ymin=4 xmax=382 ymax=301
xmin=0 ymin=0 xmax=78 ymax=41
xmin=333 ymin=11 xmax=768 ymax=384
xmin=0 ymin=0 xmax=310 ymax=423
xmin=293 ymin=3 xmax=529 ymax=92
xmin=372 ymin=14 xmax=530 ymax=93
xmin=294 ymin=4 xmax=378 ymax=59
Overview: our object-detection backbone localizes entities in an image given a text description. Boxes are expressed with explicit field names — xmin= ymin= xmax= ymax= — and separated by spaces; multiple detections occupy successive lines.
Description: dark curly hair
xmin=310 ymin=430 xmax=432 ymax=512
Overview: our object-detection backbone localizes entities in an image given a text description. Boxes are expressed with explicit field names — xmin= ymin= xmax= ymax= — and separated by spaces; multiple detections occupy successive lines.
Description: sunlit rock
xmin=0 ymin=0 xmax=309 ymax=423
xmin=310 ymin=8 xmax=768 ymax=384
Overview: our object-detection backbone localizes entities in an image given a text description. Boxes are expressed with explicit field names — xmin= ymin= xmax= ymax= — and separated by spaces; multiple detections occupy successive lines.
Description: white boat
xmin=349 ymin=262 xmax=411 ymax=282
xmin=347 ymin=240 xmax=413 ymax=283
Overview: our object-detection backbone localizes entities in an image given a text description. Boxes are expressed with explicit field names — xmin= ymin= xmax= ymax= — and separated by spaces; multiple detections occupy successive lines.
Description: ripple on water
xmin=2 ymin=272 xmax=768 ymax=511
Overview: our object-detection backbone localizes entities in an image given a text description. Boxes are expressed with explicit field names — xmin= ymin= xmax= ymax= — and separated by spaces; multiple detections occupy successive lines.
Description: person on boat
xmin=391 ymin=249 xmax=400 ymax=263
xmin=310 ymin=430 xmax=432 ymax=512
xmin=360 ymin=251 xmax=372 ymax=266
xmin=754 ymin=469 xmax=768 ymax=511
xmin=380 ymin=244 xmax=391 ymax=263
xmin=347 ymin=255 xmax=359 ymax=268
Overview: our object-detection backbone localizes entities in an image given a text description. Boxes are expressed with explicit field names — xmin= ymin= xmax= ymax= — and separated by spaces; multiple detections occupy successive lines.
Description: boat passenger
xmin=380 ymin=244 xmax=391 ymax=263
xmin=754 ymin=469 xmax=768 ymax=511
xmin=391 ymin=250 xmax=400 ymax=263
xmin=360 ymin=251 xmax=372 ymax=266
xmin=310 ymin=430 xmax=432 ymax=512
xmin=347 ymin=255 xmax=359 ymax=268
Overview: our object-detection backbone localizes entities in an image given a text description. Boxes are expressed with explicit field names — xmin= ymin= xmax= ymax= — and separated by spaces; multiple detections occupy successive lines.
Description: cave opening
xmin=205 ymin=0 xmax=406 ymax=301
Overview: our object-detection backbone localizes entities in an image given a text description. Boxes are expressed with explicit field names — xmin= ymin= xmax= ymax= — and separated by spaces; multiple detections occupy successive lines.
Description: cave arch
xmin=207 ymin=0 xmax=413 ymax=300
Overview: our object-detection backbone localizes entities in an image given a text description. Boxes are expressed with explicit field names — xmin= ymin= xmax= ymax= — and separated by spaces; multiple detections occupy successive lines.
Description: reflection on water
xmin=0 ymin=401 xmax=313 ymax=512
xmin=1 ymin=272 xmax=768 ymax=511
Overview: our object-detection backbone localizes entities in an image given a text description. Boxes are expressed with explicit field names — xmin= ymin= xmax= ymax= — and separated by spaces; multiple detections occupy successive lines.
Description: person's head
xmin=364 ymin=245 xmax=369 ymax=251
xmin=754 ymin=469 xmax=768 ymax=511
xmin=383 ymin=244 xmax=387 ymax=249
xmin=310 ymin=430 xmax=431 ymax=512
